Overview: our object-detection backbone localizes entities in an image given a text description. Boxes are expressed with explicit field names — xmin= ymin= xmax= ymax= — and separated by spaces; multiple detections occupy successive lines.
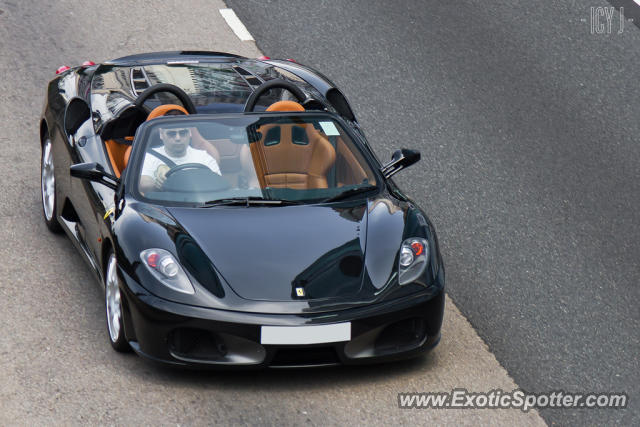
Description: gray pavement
xmin=0 ymin=0 xmax=544 ymax=425
xmin=227 ymin=0 xmax=640 ymax=425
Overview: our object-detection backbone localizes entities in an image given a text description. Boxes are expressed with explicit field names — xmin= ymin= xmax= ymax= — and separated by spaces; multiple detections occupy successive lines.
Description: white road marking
xmin=219 ymin=8 xmax=254 ymax=41
xmin=635 ymin=0 xmax=640 ymax=8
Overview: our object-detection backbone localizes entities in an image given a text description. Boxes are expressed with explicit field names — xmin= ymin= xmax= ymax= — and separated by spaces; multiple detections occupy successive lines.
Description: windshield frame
xmin=124 ymin=112 xmax=385 ymax=207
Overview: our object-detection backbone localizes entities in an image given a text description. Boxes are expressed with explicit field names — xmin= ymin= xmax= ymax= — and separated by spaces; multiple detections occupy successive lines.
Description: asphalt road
xmin=0 ymin=0 xmax=545 ymax=425
xmin=227 ymin=0 xmax=640 ymax=425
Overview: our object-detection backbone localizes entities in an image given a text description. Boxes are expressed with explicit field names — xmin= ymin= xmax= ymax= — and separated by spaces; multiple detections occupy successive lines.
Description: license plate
xmin=260 ymin=322 xmax=351 ymax=345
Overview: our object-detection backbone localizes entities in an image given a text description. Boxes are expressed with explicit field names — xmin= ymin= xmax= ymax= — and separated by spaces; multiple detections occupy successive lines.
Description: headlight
xmin=140 ymin=248 xmax=195 ymax=294
xmin=398 ymin=238 xmax=429 ymax=285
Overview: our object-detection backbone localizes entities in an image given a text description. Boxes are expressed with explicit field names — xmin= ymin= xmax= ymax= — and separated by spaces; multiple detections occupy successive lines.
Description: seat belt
xmin=148 ymin=148 xmax=178 ymax=168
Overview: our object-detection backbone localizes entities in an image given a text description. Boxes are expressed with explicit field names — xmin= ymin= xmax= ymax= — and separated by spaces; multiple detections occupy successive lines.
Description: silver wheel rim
xmin=41 ymin=139 xmax=55 ymax=221
xmin=106 ymin=255 xmax=122 ymax=342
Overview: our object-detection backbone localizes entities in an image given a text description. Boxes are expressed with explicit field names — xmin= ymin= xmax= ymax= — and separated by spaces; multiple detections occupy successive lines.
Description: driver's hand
xmin=154 ymin=165 xmax=170 ymax=188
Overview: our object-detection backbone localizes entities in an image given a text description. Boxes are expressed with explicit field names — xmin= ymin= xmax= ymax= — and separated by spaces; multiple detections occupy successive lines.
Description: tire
xmin=41 ymin=137 xmax=62 ymax=233
xmin=105 ymin=251 xmax=131 ymax=352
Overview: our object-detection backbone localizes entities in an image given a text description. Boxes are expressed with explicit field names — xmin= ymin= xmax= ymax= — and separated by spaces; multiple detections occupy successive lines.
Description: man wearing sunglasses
xmin=140 ymin=126 xmax=222 ymax=192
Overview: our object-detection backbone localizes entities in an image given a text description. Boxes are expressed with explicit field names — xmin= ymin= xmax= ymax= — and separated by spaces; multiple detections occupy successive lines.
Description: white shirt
xmin=141 ymin=146 xmax=221 ymax=177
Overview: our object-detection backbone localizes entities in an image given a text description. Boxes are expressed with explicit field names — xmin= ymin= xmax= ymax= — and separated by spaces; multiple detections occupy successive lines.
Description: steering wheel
xmin=164 ymin=162 xmax=210 ymax=178
xmin=134 ymin=83 xmax=197 ymax=114
xmin=243 ymin=79 xmax=306 ymax=112
xmin=161 ymin=163 xmax=231 ymax=193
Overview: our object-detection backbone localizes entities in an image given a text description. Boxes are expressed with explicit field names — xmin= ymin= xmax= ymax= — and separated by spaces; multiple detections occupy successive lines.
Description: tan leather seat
xmin=251 ymin=101 xmax=336 ymax=189
xmin=105 ymin=138 xmax=132 ymax=178
xmin=122 ymin=145 xmax=133 ymax=172
xmin=335 ymin=138 xmax=370 ymax=186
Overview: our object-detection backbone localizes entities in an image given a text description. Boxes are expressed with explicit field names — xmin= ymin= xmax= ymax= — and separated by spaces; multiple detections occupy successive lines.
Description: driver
xmin=140 ymin=126 xmax=221 ymax=192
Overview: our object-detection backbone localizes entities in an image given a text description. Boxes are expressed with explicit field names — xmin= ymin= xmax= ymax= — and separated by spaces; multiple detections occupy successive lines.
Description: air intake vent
xmin=130 ymin=67 xmax=152 ymax=96
xmin=270 ymin=347 xmax=339 ymax=367
xmin=232 ymin=66 xmax=264 ymax=87
xmin=233 ymin=66 xmax=252 ymax=76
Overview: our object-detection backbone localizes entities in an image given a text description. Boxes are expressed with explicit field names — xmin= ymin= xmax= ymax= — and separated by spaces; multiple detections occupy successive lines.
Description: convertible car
xmin=40 ymin=51 xmax=445 ymax=368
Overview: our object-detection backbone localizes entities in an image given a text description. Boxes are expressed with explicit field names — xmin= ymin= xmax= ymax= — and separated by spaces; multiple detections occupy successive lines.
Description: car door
xmin=65 ymin=99 xmax=114 ymax=270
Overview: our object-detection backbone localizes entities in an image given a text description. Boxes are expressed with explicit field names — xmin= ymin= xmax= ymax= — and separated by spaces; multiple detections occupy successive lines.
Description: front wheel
xmin=105 ymin=252 xmax=131 ymax=352
xmin=41 ymin=137 xmax=62 ymax=233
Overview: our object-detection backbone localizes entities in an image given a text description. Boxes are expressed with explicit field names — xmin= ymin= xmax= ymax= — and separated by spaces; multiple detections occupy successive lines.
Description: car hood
xmin=167 ymin=203 xmax=371 ymax=302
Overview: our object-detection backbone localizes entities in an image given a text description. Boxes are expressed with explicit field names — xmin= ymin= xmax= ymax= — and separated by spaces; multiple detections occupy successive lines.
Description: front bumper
xmin=119 ymin=270 xmax=445 ymax=369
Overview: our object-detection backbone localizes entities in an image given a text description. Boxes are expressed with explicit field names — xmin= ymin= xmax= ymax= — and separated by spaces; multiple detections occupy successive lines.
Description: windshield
xmin=133 ymin=114 xmax=378 ymax=205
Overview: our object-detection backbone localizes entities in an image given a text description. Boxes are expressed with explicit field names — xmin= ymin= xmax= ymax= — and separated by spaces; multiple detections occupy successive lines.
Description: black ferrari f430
xmin=39 ymin=51 xmax=445 ymax=368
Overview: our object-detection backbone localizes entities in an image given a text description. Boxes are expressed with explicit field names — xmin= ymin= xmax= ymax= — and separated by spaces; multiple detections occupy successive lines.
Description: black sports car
xmin=40 ymin=51 xmax=445 ymax=368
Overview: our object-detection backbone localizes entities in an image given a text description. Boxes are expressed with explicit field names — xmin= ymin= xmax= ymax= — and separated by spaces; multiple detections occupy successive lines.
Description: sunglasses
xmin=165 ymin=129 xmax=190 ymax=138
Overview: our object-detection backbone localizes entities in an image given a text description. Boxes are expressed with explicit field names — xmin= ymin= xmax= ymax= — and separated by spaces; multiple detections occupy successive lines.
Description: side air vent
xmin=232 ymin=66 xmax=264 ymax=87
xmin=233 ymin=66 xmax=252 ymax=76
xmin=130 ymin=67 xmax=152 ymax=96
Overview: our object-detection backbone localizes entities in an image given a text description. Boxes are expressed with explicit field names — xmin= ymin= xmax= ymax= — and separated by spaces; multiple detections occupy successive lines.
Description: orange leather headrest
xmin=146 ymin=104 xmax=189 ymax=121
xmin=266 ymin=101 xmax=305 ymax=112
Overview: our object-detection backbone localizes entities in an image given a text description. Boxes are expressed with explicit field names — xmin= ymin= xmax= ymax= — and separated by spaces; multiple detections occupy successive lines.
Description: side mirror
xmin=70 ymin=162 xmax=119 ymax=190
xmin=380 ymin=149 xmax=421 ymax=179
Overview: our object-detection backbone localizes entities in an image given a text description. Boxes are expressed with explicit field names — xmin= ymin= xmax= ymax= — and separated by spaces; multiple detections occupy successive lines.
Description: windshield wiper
xmin=322 ymin=185 xmax=378 ymax=203
xmin=202 ymin=197 xmax=301 ymax=207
